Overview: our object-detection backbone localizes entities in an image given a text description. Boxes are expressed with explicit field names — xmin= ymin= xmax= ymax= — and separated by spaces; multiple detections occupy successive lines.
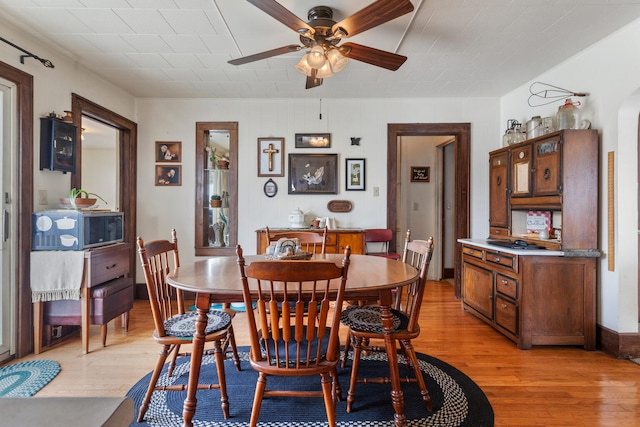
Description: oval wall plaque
xmin=327 ymin=200 xmax=353 ymax=213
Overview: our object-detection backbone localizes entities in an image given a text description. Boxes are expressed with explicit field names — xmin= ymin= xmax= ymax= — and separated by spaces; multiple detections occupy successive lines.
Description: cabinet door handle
xmin=492 ymin=256 xmax=500 ymax=262
xmin=496 ymin=176 xmax=502 ymax=186
xmin=501 ymin=279 xmax=508 ymax=284
xmin=501 ymin=303 xmax=507 ymax=309
xmin=105 ymin=263 xmax=117 ymax=270
xmin=544 ymin=168 xmax=551 ymax=180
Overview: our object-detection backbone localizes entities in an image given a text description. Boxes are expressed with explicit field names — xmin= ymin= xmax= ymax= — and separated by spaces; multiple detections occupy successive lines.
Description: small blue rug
xmin=127 ymin=347 xmax=493 ymax=426
xmin=0 ymin=360 xmax=61 ymax=397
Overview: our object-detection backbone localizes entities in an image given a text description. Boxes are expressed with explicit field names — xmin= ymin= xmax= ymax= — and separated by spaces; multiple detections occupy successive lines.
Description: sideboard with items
xmin=461 ymin=128 xmax=599 ymax=350
xmin=256 ymin=228 xmax=366 ymax=255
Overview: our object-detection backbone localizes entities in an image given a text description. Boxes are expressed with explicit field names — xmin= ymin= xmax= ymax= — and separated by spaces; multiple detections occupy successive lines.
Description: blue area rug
xmin=0 ymin=360 xmax=61 ymax=397
xmin=127 ymin=347 xmax=493 ymax=426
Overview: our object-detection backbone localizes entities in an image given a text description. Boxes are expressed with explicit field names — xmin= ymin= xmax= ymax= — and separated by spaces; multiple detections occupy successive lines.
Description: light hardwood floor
xmin=14 ymin=280 xmax=640 ymax=426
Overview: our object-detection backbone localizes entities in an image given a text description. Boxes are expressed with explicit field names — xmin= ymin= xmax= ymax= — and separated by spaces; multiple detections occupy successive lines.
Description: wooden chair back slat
xmin=238 ymin=245 xmax=351 ymax=371
xmin=265 ymin=226 xmax=329 ymax=254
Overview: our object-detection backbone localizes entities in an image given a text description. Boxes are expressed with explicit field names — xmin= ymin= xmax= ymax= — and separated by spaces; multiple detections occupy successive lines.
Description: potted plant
xmin=62 ymin=188 xmax=108 ymax=210
xmin=210 ymin=194 xmax=222 ymax=208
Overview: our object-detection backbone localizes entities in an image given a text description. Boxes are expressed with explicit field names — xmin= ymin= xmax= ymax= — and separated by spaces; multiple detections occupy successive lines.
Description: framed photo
xmin=288 ymin=153 xmax=338 ymax=194
xmin=295 ymin=133 xmax=331 ymax=148
xmin=346 ymin=158 xmax=366 ymax=191
xmin=411 ymin=166 xmax=430 ymax=182
xmin=258 ymin=137 xmax=284 ymax=177
xmin=155 ymin=141 xmax=181 ymax=162
xmin=264 ymin=179 xmax=278 ymax=197
xmin=155 ymin=165 xmax=181 ymax=186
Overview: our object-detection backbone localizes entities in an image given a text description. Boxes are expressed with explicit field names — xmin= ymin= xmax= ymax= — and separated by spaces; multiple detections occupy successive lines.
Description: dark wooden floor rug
xmin=127 ymin=348 xmax=493 ymax=426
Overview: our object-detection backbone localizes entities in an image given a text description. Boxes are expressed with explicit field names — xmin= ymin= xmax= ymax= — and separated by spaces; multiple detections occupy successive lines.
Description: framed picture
xmin=258 ymin=137 xmax=284 ymax=177
xmin=155 ymin=165 xmax=181 ymax=186
xmin=295 ymin=133 xmax=331 ymax=148
xmin=156 ymin=141 xmax=181 ymax=162
xmin=288 ymin=153 xmax=338 ymax=194
xmin=263 ymin=178 xmax=278 ymax=197
xmin=411 ymin=166 xmax=430 ymax=182
xmin=346 ymin=158 xmax=366 ymax=191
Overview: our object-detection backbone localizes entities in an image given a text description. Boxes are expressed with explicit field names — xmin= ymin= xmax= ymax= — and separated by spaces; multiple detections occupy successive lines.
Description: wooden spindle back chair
xmin=136 ymin=229 xmax=240 ymax=422
xmin=237 ymin=244 xmax=351 ymax=427
xmin=340 ymin=236 xmax=435 ymax=414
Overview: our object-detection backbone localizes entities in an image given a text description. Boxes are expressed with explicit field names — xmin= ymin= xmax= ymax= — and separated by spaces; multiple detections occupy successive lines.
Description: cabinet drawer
xmin=87 ymin=244 xmax=130 ymax=286
xmin=462 ymin=245 xmax=484 ymax=260
xmin=496 ymin=274 xmax=518 ymax=299
xmin=489 ymin=227 xmax=509 ymax=238
xmin=495 ymin=295 xmax=518 ymax=335
xmin=485 ymin=250 xmax=515 ymax=270
xmin=324 ymin=233 xmax=339 ymax=253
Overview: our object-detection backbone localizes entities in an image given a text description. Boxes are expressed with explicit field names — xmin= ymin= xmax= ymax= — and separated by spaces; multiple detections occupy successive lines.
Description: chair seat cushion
xmin=340 ymin=305 xmax=408 ymax=332
xmin=164 ymin=310 xmax=231 ymax=338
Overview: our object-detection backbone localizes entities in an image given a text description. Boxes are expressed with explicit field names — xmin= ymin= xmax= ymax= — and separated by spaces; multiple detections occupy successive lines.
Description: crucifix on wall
xmin=258 ymin=137 xmax=285 ymax=177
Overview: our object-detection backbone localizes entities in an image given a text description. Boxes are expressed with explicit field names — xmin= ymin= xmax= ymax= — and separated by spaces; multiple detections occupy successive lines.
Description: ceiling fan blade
xmin=340 ymin=42 xmax=407 ymax=71
xmin=333 ymin=0 xmax=414 ymax=38
xmin=247 ymin=0 xmax=313 ymax=33
xmin=228 ymin=45 xmax=302 ymax=66
xmin=305 ymin=69 xmax=323 ymax=89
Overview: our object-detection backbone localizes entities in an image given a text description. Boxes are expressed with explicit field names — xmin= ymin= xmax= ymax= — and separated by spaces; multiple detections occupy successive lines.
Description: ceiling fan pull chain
xmin=319 ymin=98 xmax=322 ymax=120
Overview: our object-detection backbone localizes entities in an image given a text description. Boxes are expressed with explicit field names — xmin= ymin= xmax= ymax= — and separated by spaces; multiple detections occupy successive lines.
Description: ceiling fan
xmin=228 ymin=0 xmax=415 ymax=89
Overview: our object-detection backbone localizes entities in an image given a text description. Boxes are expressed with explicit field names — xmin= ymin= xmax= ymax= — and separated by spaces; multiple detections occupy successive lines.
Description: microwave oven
xmin=32 ymin=210 xmax=124 ymax=251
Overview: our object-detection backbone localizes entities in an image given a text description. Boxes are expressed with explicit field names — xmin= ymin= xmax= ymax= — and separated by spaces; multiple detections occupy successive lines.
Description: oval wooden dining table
xmin=167 ymin=252 xmax=419 ymax=427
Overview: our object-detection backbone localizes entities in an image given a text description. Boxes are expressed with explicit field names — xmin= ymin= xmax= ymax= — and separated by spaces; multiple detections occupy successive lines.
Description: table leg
xmin=181 ymin=292 xmax=209 ymax=427
xmin=82 ymin=286 xmax=89 ymax=354
xmin=33 ymin=302 xmax=43 ymax=355
xmin=379 ymin=290 xmax=406 ymax=427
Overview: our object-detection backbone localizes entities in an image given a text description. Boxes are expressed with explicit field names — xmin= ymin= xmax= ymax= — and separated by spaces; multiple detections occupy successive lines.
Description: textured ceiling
xmin=1 ymin=0 xmax=639 ymax=99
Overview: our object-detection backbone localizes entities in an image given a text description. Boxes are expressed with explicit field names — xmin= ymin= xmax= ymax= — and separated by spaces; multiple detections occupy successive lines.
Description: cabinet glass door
xmin=195 ymin=122 xmax=238 ymax=256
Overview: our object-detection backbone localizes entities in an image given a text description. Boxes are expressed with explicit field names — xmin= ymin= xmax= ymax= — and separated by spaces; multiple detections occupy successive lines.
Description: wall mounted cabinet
xmin=40 ymin=116 xmax=77 ymax=173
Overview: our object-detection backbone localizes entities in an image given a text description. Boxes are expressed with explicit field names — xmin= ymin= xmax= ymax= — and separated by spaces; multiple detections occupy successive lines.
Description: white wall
xmin=501 ymin=18 xmax=640 ymax=333
xmin=135 ymin=97 xmax=499 ymax=282
xmin=0 ymin=17 xmax=136 ymax=210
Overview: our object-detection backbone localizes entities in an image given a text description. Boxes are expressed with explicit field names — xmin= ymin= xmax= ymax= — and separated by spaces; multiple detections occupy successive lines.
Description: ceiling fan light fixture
xmin=296 ymin=55 xmax=313 ymax=76
xmin=327 ymin=48 xmax=348 ymax=73
xmin=333 ymin=27 xmax=348 ymax=39
xmin=315 ymin=61 xmax=333 ymax=79
xmin=306 ymin=45 xmax=326 ymax=68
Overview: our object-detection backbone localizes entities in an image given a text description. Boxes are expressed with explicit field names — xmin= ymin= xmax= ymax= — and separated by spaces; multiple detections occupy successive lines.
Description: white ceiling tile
xmin=161 ymin=34 xmax=210 ymax=54
xmin=160 ymin=53 xmax=205 ymax=69
xmin=68 ymin=8 xmax=133 ymax=33
xmin=160 ymin=9 xmax=219 ymax=35
xmin=113 ymin=8 xmax=175 ymax=34
xmin=81 ymin=34 xmax=136 ymax=53
xmin=121 ymin=34 xmax=173 ymax=53
xmin=125 ymin=52 xmax=172 ymax=68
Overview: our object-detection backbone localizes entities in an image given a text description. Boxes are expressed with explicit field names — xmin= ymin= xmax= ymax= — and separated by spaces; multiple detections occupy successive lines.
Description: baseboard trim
xmin=597 ymin=324 xmax=640 ymax=359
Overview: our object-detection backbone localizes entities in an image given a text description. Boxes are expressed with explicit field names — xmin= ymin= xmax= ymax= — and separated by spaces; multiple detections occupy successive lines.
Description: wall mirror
xmin=195 ymin=122 xmax=238 ymax=256
xmin=80 ymin=116 xmax=119 ymax=208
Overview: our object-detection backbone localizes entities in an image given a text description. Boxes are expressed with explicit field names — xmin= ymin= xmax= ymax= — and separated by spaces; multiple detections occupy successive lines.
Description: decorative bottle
xmin=556 ymin=98 xmax=580 ymax=130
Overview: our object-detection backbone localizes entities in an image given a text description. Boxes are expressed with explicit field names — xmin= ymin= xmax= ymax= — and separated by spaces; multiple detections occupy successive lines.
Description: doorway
xmin=387 ymin=123 xmax=470 ymax=298
xmin=0 ymin=78 xmax=17 ymax=363
xmin=0 ymin=60 xmax=33 ymax=359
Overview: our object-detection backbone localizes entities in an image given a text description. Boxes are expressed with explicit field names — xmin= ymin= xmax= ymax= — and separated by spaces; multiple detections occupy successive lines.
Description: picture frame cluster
xmin=155 ymin=141 xmax=182 ymax=186
xmin=258 ymin=133 xmax=369 ymax=196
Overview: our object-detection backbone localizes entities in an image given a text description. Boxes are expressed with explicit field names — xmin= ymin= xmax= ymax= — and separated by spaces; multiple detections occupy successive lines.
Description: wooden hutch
xmin=459 ymin=129 xmax=599 ymax=349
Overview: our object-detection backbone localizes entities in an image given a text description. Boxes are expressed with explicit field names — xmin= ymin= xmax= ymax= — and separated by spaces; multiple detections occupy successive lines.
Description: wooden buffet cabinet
xmin=461 ymin=129 xmax=599 ymax=350
xmin=256 ymin=228 xmax=366 ymax=255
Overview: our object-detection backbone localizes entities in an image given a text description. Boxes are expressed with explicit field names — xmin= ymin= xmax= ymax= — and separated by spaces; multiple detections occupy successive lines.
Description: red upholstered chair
xmin=365 ymin=228 xmax=402 ymax=260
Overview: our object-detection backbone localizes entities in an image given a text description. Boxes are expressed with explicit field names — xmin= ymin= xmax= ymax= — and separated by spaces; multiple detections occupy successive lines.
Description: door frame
xmin=387 ymin=123 xmax=470 ymax=298
xmin=0 ymin=61 xmax=33 ymax=358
